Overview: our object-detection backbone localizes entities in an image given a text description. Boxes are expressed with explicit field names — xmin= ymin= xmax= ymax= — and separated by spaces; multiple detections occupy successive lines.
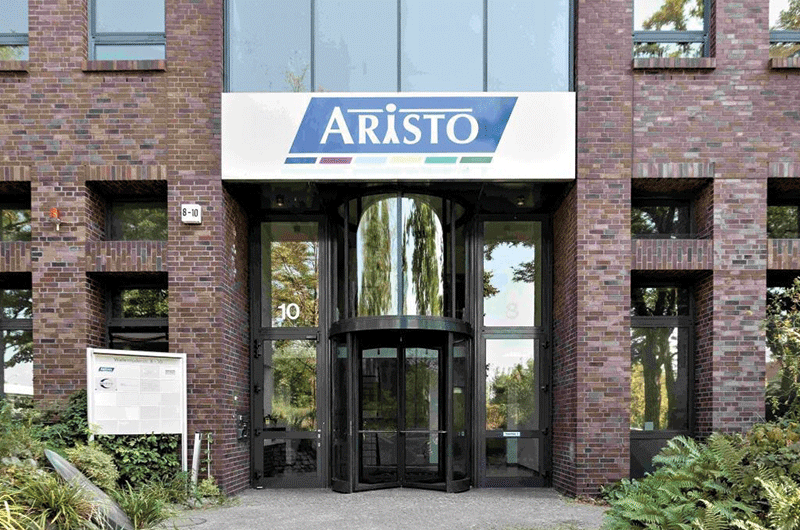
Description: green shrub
xmin=11 ymin=472 xmax=99 ymax=530
xmin=110 ymin=483 xmax=171 ymax=530
xmin=96 ymin=433 xmax=180 ymax=488
xmin=0 ymin=492 xmax=43 ymax=530
xmin=65 ymin=444 xmax=120 ymax=493
xmin=0 ymin=401 xmax=45 ymax=465
xmin=34 ymin=390 xmax=90 ymax=449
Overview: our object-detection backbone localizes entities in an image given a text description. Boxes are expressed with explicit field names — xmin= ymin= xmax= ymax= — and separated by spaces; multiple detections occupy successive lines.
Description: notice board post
xmin=87 ymin=348 xmax=188 ymax=472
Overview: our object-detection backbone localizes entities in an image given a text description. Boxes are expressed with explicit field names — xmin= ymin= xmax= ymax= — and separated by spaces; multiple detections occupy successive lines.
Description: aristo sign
xmin=222 ymin=92 xmax=575 ymax=180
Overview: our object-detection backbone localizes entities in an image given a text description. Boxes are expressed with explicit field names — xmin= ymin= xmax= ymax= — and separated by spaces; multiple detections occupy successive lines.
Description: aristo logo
xmin=288 ymin=96 xmax=517 ymax=155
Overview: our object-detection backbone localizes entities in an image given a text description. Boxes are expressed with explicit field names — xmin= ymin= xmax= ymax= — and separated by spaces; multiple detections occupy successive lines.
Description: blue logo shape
xmin=289 ymin=96 xmax=517 ymax=155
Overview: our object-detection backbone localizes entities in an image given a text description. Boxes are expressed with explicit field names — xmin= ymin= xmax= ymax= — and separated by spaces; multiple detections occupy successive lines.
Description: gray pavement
xmin=162 ymin=488 xmax=607 ymax=530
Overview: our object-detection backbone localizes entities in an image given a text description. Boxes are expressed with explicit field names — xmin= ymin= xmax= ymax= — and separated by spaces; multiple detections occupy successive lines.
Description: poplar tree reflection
xmin=405 ymin=199 xmax=443 ymax=316
xmin=358 ymin=200 xmax=393 ymax=316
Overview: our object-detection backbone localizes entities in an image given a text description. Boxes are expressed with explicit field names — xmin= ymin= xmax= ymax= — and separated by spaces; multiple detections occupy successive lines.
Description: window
xmin=109 ymin=200 xmax=167 ymax=241
xmin=631 ymin=199 xmax=692 ymax=239
xmin=1 ymin=285 xmax=32 ymax=403
xmin=108 ymin=284 xmax=168 ymax=352
xmin=1 ymin=202 xmax=31 ymax=241
xmin=633 ymin=0 xmax=708 ymax=58
xmin=226 ymin=0 xmax=571 ymax=92
xmin=768 ymin=205 xmax=800 ymax=238
xmin=770 ymin=0 xmax=800 ymax=58
xmin=0 ymin=0 xmax=28 ymax=60
xmin=89 ymin=0 xmax=165 ymax=60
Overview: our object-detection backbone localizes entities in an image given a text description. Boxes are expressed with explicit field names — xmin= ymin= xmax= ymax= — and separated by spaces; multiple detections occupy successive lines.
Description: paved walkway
xmin=162 ymin=488 xmax=607 ymax=530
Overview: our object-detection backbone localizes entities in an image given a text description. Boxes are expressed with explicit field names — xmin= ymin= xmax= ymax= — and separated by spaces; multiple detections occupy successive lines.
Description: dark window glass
xmin=264 ymin=339 xmax=317 ymax=431
xmin=1 ymin=289 xmax=32 ymax=319
xmin=633 ymin=0 xmax=706 ymax=58
xmin=631 ymin=326 xmax=689 ymax=431
xmin=631 ymin=203 xmax=691 ymax=238
xmin=631 ymin=287 xmax=690 ymax=317
xmin=90 ymin=0 xmax=165 ymax=60
xmin=112 ymin=288 xmax=168 ymax=319
xmin=486 ymin=437 xmax=539 ymax=477
xmin=108 ymin=329 xmax=168 ymax=352
xmin=767 ymin=205 xmax=799 ymax=238
xmin=1 ymin=207 xmax=31 ymax=242
xmin=109 ymin=201 xmax=167 ymax=241
xmin=770 ymin=0 xmax=800 ymax=59
xmin=0 ymin=0 xmax=28 ymax=61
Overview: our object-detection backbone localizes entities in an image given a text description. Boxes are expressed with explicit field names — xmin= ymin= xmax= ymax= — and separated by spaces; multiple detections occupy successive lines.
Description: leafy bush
xmin=34 ymin=390 xmax=90 ymax=449
xmin=10 ymin=472 xmax=99 ymax=530
xmin=96 ymin=433 xmax=180 ymax=489
xmin=0 ymin=402 xmax=44 ymax=465
xmin=110 ymin=483 xmax=171 ymax=530
xmin=65 ymin=444 xmax=120 ymax=493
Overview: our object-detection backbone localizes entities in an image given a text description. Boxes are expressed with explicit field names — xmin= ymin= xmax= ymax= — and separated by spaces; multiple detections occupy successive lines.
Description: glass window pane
xmin=3 ymin=330 xmax=33 ymax=400
xmin=634 ymin=42 xmax=704 ymax=59
xmin=488 ymin=0 xmax=569 ymax=91
xmin=631 ymin=327 xmax=688 ymax=431
xmin=631 ymin=204 xmax=691 ymax=238
xmin=228 ymin=0 xmax=311 ymax=92
xmin=771 ymin=0 xmax=800 ymax=30
xmin=94 ymin=44 xmax=166 ymax=61
xmin=483 ymin=221 xmax=542 ymax=327
xmin=360 ymin=432 xmax=397 ymax=484
xmin=0 ymin=46 xmax=28 ymax=60
xmin=262 ymin=222 xmax=319 ymax=328
xmin=452 ymin=340 xmax=468 ymax=481
xmin=264 ymin=339 xmax=317 ymax=431
xmin=486 ymin=339 xmax=537 ymax=431
xmin=401 ymin=0 xmax=483 ymax=91
xmin=1 ymin=208 xmax=31 ymax=241
xmin=315 ymin=0 xmax=397 ymax=91
xmin=402 ymin=196 xmax=444 ymax=316
xmin=332 ymin=342 xmax=349 ymax=482
xmin=108 ymin=329 xmax=168 ymax=352
xmin=109 ymin=202 xmax=167 ymax=240
xmin=405 ymin=347 xmax=440 ymax=431
xmin=95 ymin=0 xmax=165 ymax=33
xmin=262 ymin=438 xmax=318 ymax=484
xmin=631 ymin=287 xmax=690 ymax=317
xmin=360 ymin=347 xmax=399 ymax=432
xmin=113 ymin=288 xmax=168 ymax=318
xmin=486 ymin=437 xmax=539 ymax=477
xmin=634 ymin=0 xmax=704 ymax=31
xmin=1 ymin=289 xmax=32 ymax=319
xmin=768 ymin=206 xmax=799 ymax=238
xmin=357 ymin=196 xmax=399 ymax=317
xmin=0 ymin=0 xmax=27 ymax=33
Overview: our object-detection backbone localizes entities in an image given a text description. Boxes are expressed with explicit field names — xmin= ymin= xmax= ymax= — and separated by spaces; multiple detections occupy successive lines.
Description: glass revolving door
xmin=331 ymin=326 xmax=471 ymax=493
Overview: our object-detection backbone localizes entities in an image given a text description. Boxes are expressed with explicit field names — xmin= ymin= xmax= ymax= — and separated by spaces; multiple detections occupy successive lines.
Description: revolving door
xmin=331 ymin=324 xmax=471 ymax=493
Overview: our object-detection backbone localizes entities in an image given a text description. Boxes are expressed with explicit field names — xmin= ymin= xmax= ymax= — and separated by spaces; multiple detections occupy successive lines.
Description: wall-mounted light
xmin=275 ymin=195 xmax=285 ymax=207
xmin=516 ymin=195 xmax=525 ymax=207
xmin=49 ymin=207 xmax=61 ymax=231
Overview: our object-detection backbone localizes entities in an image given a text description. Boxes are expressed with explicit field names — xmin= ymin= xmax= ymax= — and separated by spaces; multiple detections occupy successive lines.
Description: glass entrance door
xmin=331 ymin=329 xmax=471 ymax=493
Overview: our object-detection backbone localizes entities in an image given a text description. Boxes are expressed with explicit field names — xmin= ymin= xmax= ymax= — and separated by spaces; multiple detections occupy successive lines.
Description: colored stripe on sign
xmin=284 ymin=157 xmax=316 ymax=164
xmin=460 ymin=156 xmax=492 ymax=163
xmin=320 ymin=157 xmax=352 ymax=164
xmin=425 ymin=157 xmax=458 ymax=164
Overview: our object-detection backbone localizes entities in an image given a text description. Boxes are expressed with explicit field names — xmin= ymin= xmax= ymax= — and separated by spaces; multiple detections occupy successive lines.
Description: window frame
xmin=633 ymin=0 xmax=710 ymax=58
xmin=631 ymin=197 xmax=695 ymax=239
xmin=630 ymin=283 xmax=694 ymax=437
xmin=106 ymin=282 xmax=168 ymax=352
xmin=0 ymin=0 xmax=28 ymax=60
xmin=1 ymin=284 xmax=33 ymax=401
xmin=88 ymin=0 xmax=166 ymax=60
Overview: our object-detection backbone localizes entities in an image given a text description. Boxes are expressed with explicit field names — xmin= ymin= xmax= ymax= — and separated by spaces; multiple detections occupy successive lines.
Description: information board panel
xmin=87 ymin=348 xmax=187 ymax=471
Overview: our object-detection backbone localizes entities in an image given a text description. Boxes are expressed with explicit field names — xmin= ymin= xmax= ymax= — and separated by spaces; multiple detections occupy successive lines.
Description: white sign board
xmin=87 ymin=348 xmax=188 ymax=471
xmin=180 ymin=204 xmax=202 ymax=224
xmin=222 ymin=92 xmax=575 ymax=181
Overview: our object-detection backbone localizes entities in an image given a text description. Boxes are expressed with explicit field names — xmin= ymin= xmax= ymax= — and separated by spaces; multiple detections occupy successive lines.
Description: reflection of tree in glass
xmin=767 ymin=206 xmax=799 ymax=239
xmin=359 ymin=201 xmax=392 ymax=316
xmin=271 ymin=240 xmax=318 ymax=327
xmin=2 ymin=288 xmax=32 ymax=369
xmin=772 ymin=0 xmax=800 ymax=58
xmin=634 ymin=0 xmax=703 ymax=58
xmin=119 ymin=289 xmax=168 ymax=318
xmin=405 ymin=201 xmax=442 ymax=315
xmin=486 ymin=358 xmax=536 ymax=430
xmin=483 ymin=233 xmax=536 ymax=298
xmin=113 ymin=204 xmax=167 ymax=240
xmin=405 ymin=355 xmax=437 ymax=429
xmin=765 ymin=280 xmax=800 ymax=418
xmin=631 ymin=288 xmax=679 ymax=429
xmin=632 ymin=206 xmax=684 ymax=236
xmin=271 ymin=340 xmax=316 ymax=430
xmin=0 ymin=46 xmax=24 ymax=61
xmin=1 ymin=209 xmax=31 ymax=241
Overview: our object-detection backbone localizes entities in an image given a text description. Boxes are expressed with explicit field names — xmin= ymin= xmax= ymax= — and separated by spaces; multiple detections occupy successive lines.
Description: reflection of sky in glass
xmin=1 ymin=0 xmax=27 ymax=33
xmin=486 ymin=338 xmax=534 ymax=374
xmin=634 ymin=0 xmax=703 ymax=31
xmin=4 ymin=332 xmax=33 ymax=396
xmin=315 ymin=0 xmax=397 ymax=91
xmin=484 ymin=244 xmax=535 ymax=326
xmin=95 ymin=0 xmax=165 ymax=33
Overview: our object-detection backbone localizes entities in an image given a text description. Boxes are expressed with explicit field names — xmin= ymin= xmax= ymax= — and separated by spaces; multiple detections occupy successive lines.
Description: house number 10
xmin=277 ymin=303 xmax=300 ymax=321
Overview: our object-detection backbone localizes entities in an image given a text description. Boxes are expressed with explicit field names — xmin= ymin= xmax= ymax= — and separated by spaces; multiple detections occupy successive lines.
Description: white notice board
xmin=87 ymin=348 xmax=188 ymax=471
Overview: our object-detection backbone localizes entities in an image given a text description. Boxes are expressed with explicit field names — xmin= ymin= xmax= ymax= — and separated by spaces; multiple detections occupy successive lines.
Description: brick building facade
xmin=1 ymin=0 xmax=794 ymax=497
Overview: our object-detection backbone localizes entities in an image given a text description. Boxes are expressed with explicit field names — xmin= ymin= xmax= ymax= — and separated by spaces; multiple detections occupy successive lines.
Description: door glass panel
xmin=360 ymin=432 xmax=398 ymax=484
xmin=483 ymin=221 xmax=542 ymax=327
xmin=452 ymin=340 xmax=468 ymax=481
xmin=404 ymin=432 xmax=445 ymax=484
xmin=405 ymin=347 xmax=440 ymax=431
xmin=262 ymin=222 xmax=319 ymax=328
xmin=264 ymin=340 xmax=317 ymax=431
xmin=486 ymin=438 xmax=540 ymax=477
xmin=361 ymin=347 xmax=399 ymax=431
xmin=486 ymin=339 xmax=537 ymax=431
xmin=332 ymin=341 xmax=349 ymax=482
xmin=263 ymin=438 xmax=318 ymax=484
